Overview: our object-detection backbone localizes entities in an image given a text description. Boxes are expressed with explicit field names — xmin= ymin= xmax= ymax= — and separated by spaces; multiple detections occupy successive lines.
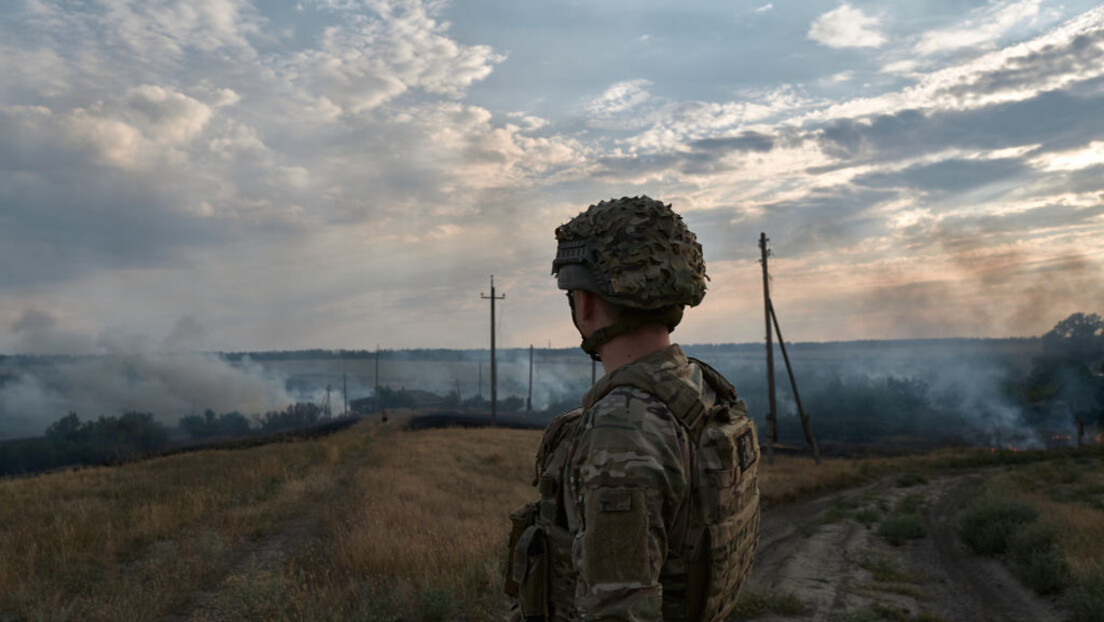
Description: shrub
xmin=957 ymin=500 xmax=1038 ymax=555
xmin=896 ymin=471 xmax=927 ymax=487
xmin=1067 ymin=566 xmax=1104 ymax=622
xmin=728 ymin=589 xmax=803 ymax=619
xmin=1008 ymin=524 xmax=1070 ymax=594
xmin=877 ymin=514 xmax=926 ymax=546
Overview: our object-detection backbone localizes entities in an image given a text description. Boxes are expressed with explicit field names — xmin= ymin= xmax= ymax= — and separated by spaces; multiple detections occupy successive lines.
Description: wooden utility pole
xmin=760 ymin=232 xmax=821 ymax=465
xmin=770 ymin=300 xmax=821 ymax=464
xmin=482 ymin=276 xmax=505 ymax=425
xmin=343 ymin=373 xmax=348 ymax=418
xmin=760 ymin=233 xmax=777 ymax=465
xmin=374 ymin=343 xmax=380 ymax=410
xmin=527 ymin=344 xmax=534 ymax=412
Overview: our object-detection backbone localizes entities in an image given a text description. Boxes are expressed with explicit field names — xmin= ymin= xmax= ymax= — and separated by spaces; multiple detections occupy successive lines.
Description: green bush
xmin=727 ymin=589 xmax=804 ymax=620
xmin=896 ymin=471 xmax=927 ymax=487
xmin=1066 ymin=566 xmax=1104 ymax=622
xmin=1008 ymin=524 xmax=1070 ymax=594
xmin=877 ymin=514 xmax=926 ymax=546
xmin=957 ymin=500 xmax=1038 ymax=555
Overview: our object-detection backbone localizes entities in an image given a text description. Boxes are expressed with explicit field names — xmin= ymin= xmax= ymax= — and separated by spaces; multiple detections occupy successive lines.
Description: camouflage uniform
xmin=506 ymin=196 xmax=760 ymax=621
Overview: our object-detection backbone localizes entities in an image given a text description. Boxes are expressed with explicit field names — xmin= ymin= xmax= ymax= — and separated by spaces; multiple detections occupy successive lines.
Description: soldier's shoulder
xmin=589 ymin=385 xmax=669 ymax=422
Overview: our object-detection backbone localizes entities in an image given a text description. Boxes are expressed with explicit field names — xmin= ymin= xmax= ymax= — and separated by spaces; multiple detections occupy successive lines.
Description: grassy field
xmin=1 ymin=416 xmax=1101 ymax=621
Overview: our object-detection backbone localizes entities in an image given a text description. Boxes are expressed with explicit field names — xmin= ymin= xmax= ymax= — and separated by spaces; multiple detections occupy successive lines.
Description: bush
xmin=1067 ymin=566 xmax=1104 ymax=622
xmin=1008 ymin=524 xmax=1070 ymax=594
xmin=896 ymin=471 xmax=927 ymax=487
xmin=957 ymin=500 xmax=1038 ymax=555
xmin=877 ymin=514 xmax=926 ymax=546
xmin=728 ymin=589 xmax=804 ymax=619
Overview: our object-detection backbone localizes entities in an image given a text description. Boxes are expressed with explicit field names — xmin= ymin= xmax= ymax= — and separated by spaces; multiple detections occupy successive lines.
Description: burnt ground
xmin=747 ymin=471 xmax=1065 ymax=622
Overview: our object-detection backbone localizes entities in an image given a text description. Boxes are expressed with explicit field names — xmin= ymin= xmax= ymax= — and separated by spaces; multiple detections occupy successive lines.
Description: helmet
xmin=552 ymin=195 xmax=708 ymax=309
xmin=552 ymin=195 xmax=708 ymax=358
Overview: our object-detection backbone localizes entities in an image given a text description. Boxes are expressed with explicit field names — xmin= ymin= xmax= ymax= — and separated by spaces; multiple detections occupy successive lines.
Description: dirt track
xmin=747 ymin=471 xmax=1065 ymax=621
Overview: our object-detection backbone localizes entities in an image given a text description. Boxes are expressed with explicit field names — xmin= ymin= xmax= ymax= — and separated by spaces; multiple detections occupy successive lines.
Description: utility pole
xmin=478 ymin=361 xmax=483 ymax=398
xmin=527 ymin=344 xmax=534 ymax=413
xmin=374 ymin=343 xmax=380 ymax=411
xmin=760 ymin=232 xmax=821 ymax=465
xmin=343 ymin=373 xmax=348 ymax=418
xmin=760 ymin=233 xmax=777 ymax=465
xmin=769 ymin=300 xmax=821 ymax=464
xmin=482 ymin=275 xmax=505 ymax=425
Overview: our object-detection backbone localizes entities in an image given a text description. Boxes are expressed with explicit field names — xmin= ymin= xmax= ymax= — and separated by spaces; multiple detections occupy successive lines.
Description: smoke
xmin=0 ymin=311 xmax=295 ymax=439
xmin=687 ymin=340 xmax=1054 ymax=449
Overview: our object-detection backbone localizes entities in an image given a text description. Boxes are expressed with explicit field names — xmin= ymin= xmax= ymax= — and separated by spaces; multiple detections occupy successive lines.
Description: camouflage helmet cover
xmin=552 ymin=195 xmax=708 ymax=310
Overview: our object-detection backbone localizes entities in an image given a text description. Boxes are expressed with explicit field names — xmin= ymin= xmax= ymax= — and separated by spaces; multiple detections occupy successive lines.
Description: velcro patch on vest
xmin=580 ymin=487 xmax=650 ymax=585
xmin=736 ymin=430 xmax=757 ymax=472
xmin=597 ymin=488 xmax=634 ymax=512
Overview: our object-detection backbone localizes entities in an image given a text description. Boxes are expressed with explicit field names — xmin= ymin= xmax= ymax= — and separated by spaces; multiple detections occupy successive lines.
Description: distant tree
xmin=499 ymin=395 xmax=525 ymax=412
xmin=462 ymin=394 xmax=489 ymax=410
xmin=441 ymin=390 xmax=460 ymax=409
xmin=1041 ymin=312 xmax=1104 ymax=366
xmin=45 ymin=412 xmax=84 ymax=444
xmin=179 ymin=410 xmax=253 ymax=439
xmin=1025 ymin=312 xmax=1104 ymax=425
xmin=258 ymin=402 xmax=324 ymax=432
xmin=375 ymin=385 xmax=415 ymax=409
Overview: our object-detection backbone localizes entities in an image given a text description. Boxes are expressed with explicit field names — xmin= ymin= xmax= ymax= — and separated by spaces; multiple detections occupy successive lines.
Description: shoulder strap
xmin=533 ymin=408 xmax=583 ymax=486
xmin=589 ymin=358 xmax=737 ymax=439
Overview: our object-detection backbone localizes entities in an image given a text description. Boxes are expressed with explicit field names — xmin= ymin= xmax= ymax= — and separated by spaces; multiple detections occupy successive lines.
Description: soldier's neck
xmin=597 ymin=325 xmax=671 ymax=375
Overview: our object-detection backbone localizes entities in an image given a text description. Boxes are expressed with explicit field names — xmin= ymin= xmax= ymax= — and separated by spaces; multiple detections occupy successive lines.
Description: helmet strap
xmin=579 ymin=306 xmax=684 ymax=361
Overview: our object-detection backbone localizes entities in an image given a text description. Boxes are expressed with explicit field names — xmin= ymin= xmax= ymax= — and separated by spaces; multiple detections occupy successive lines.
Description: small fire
xmin=1095 ymin=433 xmax=1103 ymax=444
xmin=1052 ymin=434 xmax=1072 ymax=441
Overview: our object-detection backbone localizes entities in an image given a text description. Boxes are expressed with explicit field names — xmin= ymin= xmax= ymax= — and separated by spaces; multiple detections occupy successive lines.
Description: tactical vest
xmin=506 ymin=357 xmax=761 ymax=622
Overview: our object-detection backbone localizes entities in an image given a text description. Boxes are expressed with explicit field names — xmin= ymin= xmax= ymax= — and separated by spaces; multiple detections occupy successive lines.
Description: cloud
xmin=914 ymin=0 xmax=1046 ymax=56
xmin=755 ymin=4 xmax=774 ymax=14
xmin=585 ymin=79 xmax=653 ymax=117
xmin=286 ymin=0 xmax=505 ymax=115
xmin=808 ymin=4 xmax=886 ymax=49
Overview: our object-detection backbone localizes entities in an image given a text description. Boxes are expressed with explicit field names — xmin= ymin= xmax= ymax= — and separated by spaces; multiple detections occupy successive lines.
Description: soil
xmin=747 ymin=471 xmax=1066 ymax=622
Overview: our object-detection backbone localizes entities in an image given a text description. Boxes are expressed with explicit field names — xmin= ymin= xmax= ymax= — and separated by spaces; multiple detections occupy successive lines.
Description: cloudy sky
xmin=2 ymin=0 xmax=1103 ymax=354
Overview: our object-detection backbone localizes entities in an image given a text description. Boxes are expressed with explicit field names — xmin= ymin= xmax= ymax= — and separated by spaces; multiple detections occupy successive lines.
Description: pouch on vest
xmin=505 ymin=501 xmax=538 ymax=598
xmin=512 ymin=525 xmax=549 ymax=622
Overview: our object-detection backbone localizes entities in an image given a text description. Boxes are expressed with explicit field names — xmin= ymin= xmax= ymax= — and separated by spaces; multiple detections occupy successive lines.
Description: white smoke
xmin=0 ymin=311 xmax=295 ymax=439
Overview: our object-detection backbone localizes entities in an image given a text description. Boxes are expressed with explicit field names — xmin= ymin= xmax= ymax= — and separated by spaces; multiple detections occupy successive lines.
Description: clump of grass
xmin=895 ymin=493 xmax=925 ymax=515
xmin=896 ymin=471 xmax=927 ymax=488
xmin=1008 ymin=523 xmax=1070 ymax=594
xmin=727 ymin=589 xmax=803 ymax=620
xmin=877 ymin=514 xmax=926 ymax=546
xmin=1066 ymin=565 xmax=1104 ymax=622
xmin=957 ymin=500 xmax=1038 ymax=555
xmin=855 ymin=507 xmax=883 ymax=528
xmin=859 ymin=555 xmax=919 ymax=583
xmin=840 ymin=604 xmax=946 ymax=622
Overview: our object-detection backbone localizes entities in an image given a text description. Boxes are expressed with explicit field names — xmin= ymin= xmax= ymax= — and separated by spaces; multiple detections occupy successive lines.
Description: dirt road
xmin=746 ymin=472 xmax=1065 ymax=622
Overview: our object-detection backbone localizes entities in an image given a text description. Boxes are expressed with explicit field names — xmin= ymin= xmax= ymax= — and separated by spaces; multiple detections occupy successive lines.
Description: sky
xmin=2 ymin=0 xmax=1103 ymax=354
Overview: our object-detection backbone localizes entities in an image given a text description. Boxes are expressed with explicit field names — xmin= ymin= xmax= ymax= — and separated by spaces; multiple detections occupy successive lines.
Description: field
xmin=1 ymin=415 xmax=1101 ymax=621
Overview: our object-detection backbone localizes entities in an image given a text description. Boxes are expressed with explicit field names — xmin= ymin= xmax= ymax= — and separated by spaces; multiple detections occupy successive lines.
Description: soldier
xmin=506 ymin=196 xmax=761 ymax=621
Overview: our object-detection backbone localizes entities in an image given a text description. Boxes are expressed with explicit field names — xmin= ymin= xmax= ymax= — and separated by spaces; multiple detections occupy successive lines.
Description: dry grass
xmin=6 ymin=417 xmax=1097 ymax=621
xmin=0 ymin=417 xmax=376 ymax=621
xmin=758 ymin=455 xmax=869 ymax=505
